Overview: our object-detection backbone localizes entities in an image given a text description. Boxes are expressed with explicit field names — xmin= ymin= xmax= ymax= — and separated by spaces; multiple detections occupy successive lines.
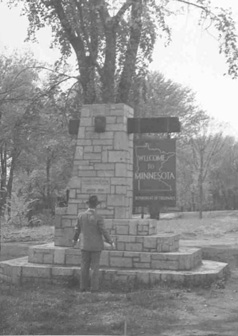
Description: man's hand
xmin=72 ymin=240 xmax=78 ymax=248
xmin=111 ymin=242 xmax=116 ymax=249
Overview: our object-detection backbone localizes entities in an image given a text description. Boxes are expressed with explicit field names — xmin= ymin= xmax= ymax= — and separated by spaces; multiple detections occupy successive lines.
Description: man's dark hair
xmin=87 ymin=195 xmax=100 ymax=208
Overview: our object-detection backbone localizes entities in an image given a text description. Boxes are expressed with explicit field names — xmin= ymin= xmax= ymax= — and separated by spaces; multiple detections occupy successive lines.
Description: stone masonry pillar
xmin=55 ymin=104 xmax=134 ymax=246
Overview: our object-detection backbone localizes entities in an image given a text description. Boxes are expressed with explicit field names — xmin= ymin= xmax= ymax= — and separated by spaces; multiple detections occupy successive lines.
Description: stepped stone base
xmin=101 ymin=248 xmax=202 ymax=271
xmin=112 ymin=233 xmax=180 ymax=252
xmin=28 ymin=243 xmax=201 ymax=271
xmin=0 ymin=257 xmax=228 ymax=287
xmin=0 ymin=217 xmax=229 ymax=287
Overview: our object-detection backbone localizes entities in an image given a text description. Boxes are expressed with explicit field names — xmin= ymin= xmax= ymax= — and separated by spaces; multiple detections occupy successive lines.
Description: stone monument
xmin=0 ymin=104 xmax=228 ymax=286
xmin=55 ymin=103 xmax=134 ymax=247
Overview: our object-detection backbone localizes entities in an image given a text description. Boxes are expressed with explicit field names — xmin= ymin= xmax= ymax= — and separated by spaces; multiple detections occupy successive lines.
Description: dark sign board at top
xmin=128 ymin=117 xmax=180 ymax=134
xmin=133 ymin=137 xmax=176 ymax=208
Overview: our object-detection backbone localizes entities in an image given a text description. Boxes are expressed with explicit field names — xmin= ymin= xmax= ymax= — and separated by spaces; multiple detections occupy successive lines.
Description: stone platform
xmin=0 ymin=256 xmax=228 ymax=287
xmin=0 ymin=219 xmax=228 ymax=287
xmin=27 ymin=242 xmax=201 ymax=271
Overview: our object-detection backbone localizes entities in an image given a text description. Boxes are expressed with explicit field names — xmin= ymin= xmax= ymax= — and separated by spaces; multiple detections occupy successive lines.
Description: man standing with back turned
xmin=72 ymin=195 xmax=115 ymax=292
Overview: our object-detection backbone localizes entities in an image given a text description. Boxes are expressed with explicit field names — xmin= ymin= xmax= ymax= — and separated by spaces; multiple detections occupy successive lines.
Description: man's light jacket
xmin=73 ymin=209 xmax=113 ymax=251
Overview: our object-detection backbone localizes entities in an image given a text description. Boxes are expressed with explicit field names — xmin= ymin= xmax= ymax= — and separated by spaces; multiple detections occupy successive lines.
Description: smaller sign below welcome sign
xmin=81 ymin=178 xmax=110 ymax=194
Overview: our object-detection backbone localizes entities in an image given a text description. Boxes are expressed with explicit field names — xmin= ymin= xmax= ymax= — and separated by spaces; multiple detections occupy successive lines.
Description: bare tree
xmin=189 ymin=120 xmax=225 ymax=218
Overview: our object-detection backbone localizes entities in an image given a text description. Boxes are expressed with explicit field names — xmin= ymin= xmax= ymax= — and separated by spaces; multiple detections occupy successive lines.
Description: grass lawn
xmin=1 ymin=211 xmax=238 ymax=335
xmin=0 ymin=280 xmax=182 ymax=335
xmin=2 ymin=274 xmax=238 ymax=336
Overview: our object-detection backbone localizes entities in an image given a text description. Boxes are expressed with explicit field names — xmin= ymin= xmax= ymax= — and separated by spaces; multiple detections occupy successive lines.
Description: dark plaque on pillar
xmin=68 ymin=119 xmax=80 ymax=135
xmin=95 ymin=116 xmax=106 ymax=133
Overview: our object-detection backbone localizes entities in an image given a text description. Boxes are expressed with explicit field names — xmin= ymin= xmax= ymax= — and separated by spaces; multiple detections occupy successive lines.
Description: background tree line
xmin=0 ymin=52 xmax=79 ymax=223
xmin=0 ymin=52 xmax=238 ymax=224
xmin=1 ymin=0 xmax=238 ymax=222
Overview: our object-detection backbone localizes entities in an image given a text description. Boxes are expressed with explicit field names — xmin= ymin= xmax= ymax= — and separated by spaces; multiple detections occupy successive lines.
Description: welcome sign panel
xmin=133 ymin=138 xmax=176 ymax=208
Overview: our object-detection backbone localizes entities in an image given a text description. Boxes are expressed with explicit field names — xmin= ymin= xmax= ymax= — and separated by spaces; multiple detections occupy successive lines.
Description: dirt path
xmin=154 ymin=213 xmax=238 ymax=335
xmin=158 ymin=213 xmax=238 ymax=269
xmin=164 ymin=270 xmax=238 ymax=336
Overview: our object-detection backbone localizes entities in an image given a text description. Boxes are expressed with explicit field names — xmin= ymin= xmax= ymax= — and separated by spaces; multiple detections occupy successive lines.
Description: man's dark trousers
xmin=80 ymin=250 xmax=101 ymax=291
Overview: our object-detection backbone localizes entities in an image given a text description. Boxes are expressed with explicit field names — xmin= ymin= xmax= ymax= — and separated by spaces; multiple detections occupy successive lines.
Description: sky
xmin=1 ymin=1 xmax=238 ymax=137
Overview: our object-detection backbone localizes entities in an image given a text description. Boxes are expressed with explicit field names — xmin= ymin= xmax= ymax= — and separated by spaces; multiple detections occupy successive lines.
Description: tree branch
xmin=116 ymin=0 xmax=143 ymax=103
xmin=51 ymin=0 xmax=86 ymax=59
xmin=97 ymin=0 xmax=111 ymax=29
xmin=113 ymin=0 xmax=133 ymax=25
xmin=174 ymin=0 xmax=209 ymax=13
xmin=0 ymin=65 xmax=78 ymax=96
xmin=74 ymin=0 xmax=90 ymax=50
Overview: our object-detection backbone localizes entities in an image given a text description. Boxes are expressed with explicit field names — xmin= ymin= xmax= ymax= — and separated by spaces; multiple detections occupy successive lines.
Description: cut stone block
xmin=22 ymin=263 xmax=51 ymax=278
xmin=65 ymin=254 xmax=80 ymax=265
xmin=54 ymin=249 xmax=66 ymax=264
xmin=54 ymin=227 xmax=75 ymax=247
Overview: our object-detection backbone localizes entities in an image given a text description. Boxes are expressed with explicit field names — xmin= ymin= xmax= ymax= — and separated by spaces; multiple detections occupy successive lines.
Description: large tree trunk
xmin=198 ymin=154 xmax=204 ymax=219
xmin=79 ymin=56 xmax=97 ymax=104
xmin=52 ymin=0 xmax=97 ymax=104
xmin=46 ymin=156 xmax=52 ymax=211
xmin=6 ymin=147 xmax=21 ymax=217
xmin=0 ymin=143 xmax=7 ymax=216
xmin=198 ymin=174 xmax=203 ymax=219
xmin=0 ymin=143 xmax=7 ymax=190
xmin=101 ymin=21 xmax=116 ymax=103
xmin=116 ymin=0 xmax=143 ymax=104
xmin=6 ymin=157 xmax=15 ymax=217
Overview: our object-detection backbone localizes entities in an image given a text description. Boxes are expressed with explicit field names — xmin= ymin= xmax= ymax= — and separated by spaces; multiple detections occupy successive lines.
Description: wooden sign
xmin=133 ymin=138 xmax=176 ymax=208
xmin=128 ymin=117 xmax=180 ymax=134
